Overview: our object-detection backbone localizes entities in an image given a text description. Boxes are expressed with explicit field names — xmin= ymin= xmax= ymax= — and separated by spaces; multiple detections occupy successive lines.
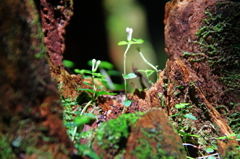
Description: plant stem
xmin=72 ymin=100 xmax=93 ymax=141
xmin=123 ymin=44 xmax=131 ymax=99
xmin=122 ymin=105 xmax=126 ymax=114
xmin=139 ymin=51 xmax=158 ymax=73
xmin=80 ymin=100 xmax=93 ymax=116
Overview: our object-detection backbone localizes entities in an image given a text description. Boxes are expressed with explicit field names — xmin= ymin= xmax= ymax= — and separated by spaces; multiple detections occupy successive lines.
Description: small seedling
xmin=118 ymin=27 xmax=159 ymax=112
xmin=118 ymin=27 xmax=143 ymax=101
xmin=73 ymin=59 xmax=116 ymax=141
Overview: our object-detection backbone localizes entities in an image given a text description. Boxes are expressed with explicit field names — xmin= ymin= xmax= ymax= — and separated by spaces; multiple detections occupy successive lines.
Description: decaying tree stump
xmin=0 ymin=0 xmax=239 ymax=158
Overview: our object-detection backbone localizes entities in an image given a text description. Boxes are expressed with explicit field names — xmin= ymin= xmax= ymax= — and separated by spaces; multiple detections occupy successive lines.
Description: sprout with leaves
xmin=118 ymin=27 xmax=144 ymax=111
xmin=118 ymin=27 xmax=159 ymax=113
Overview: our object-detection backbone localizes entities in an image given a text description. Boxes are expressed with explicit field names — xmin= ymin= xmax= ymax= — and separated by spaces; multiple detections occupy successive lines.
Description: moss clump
xmin=94 ymin=112 xmax=144 ymax=157
xmin=0 ymin=134 xmax=15 ymax=159
xmin=227 ymin=103 xmax=240 ymax=134
xmin=131 ymin=128 xmax=179 ymax=159
xmin=221 ymin=144 xmax=240 ymax=159
xmin=195 ymin=2 xmax=240 ymax=96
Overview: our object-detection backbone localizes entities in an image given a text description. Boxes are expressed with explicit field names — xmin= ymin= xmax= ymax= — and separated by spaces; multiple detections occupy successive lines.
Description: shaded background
xmin=64 ymin=0 xmax=169 ymax=86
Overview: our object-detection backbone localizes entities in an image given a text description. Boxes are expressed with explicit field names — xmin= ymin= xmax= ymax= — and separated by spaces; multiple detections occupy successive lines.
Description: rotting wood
xmin=0 ymin=0 xmax=239 ymax=158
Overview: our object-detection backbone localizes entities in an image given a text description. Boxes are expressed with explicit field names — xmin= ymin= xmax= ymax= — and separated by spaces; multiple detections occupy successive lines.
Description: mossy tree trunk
xmin=0 ymin=0 xmax=75 ymax=158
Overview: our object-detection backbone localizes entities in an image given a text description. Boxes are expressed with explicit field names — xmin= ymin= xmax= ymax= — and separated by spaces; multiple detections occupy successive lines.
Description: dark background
xmin=64 ymin=0 xmax=169 ymax=71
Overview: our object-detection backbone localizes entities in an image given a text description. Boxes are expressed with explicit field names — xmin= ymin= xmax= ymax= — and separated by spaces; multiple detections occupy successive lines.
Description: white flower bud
xmin=92 ymin=59 xmax=96 ymax=65
xmin=126 ymin=27 xmax=133 ymax=41
xmin=92 ymin=59 xmax=96 ymax=71
xmin=95 ymin=60 xmax=101 ymax=70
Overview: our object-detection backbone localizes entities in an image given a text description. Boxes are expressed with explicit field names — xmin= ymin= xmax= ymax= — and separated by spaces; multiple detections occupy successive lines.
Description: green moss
xmin=0 ymin=134 xmax=15 ymax=159
xmin=194 ymin=2 xmax=240 ymax=95
xmin=28 ymin=0 xmax=46 ymax=59
xmin=227 ymin=103 xmax=240 ymax=134
xmin=131 ymin=126 xmax=183 ymax=159
xmin=94 ymin=112 xmax=144 ymax=156
xmin=94 ymin=111 xmax=184 ymax=158
xmin=221 ymin=144 xmax=240 ymax=159
xmin=158 ymin=93 xmax=166 ymax=107
xmin=132 ymin=138 xmax=158 ymax=159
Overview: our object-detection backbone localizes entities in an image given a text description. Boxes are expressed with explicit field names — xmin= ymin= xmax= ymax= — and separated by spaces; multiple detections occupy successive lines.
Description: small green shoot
xmin=118 ymin=27 xmax=160 ymax=113
xmin=138 ymin=69 xmax=157 ymax=85
xmin=118 ymin=27 xmax=143 ymax=102
xmin=73 ymin=59 xmax=116 ymax=141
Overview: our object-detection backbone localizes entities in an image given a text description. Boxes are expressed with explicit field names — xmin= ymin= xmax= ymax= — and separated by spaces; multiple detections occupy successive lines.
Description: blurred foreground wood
xmin=0 ymin=0 xmax=74 ymax=158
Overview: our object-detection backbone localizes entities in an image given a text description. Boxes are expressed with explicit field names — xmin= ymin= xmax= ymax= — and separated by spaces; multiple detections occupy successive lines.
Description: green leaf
xmin=107 ymin=70 xmax=121 ymax=76
xmin=77 ymin=145 xmax=100 ymax=159
xmin=83 ymin=113 xmax=97 ymax=118
xmin=77 ymin=89 xmax=95 ymax=93
xmin=184 ymin=114 xmax=197 ymax=120
xmin=96 ymin=91 xmax=117 ymax=97
xmin=216 ymin=136 xmax=227 ymax=140
xmin=74 ymin=115 xmax=95 ymax=126
xmin=178 ymin=131 xmax=200 ymax=138
xmin=175 ymin=103 xmax=190 ymax=109
xmin=123 ymin=100 xmax=134 ymax=107
xmin=74 ymin=69 xmax=91 ymax=74
xmin=118 ymin=41 xmax=128 ymax=45
xmin=82 ymin=82 xmax=94 ymax=87
xmin=63 ymin=60 xmax=75 ymax=68
xmin=91 ymin=73 xmax=105 ymax=78
xmin=123 ymin=73 xmax=137 ymax=79
xmin=205 ymin=147 xmax=214 ymax=153
xmin=132 ymin=38 xmax=144 ymax=44
xmin=99 ymin=61 xmax=114 ymax=69
xmin=169 ymin=113 xmax=180 ymax=117
xmin=216 ymin=133 xmax=238 ymax=140
xmin=113 ymin=83 xmax=124 ymax=90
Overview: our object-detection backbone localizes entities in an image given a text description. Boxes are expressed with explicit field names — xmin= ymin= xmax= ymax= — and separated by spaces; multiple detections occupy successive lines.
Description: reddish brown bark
xmin=0 ymin=0 xmax=74 ymax=158
xmin=131 ymin=0 xmax=239 ymax=140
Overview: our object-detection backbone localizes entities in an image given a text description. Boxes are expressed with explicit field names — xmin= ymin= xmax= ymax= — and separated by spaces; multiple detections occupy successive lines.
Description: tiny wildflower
xmin=126 ymin=27 xmax=133 ymax=41
xmin=92 ymin=59 xmax=96 ymax=72
xmin=92 ymin=59 xmax=101 ymax=72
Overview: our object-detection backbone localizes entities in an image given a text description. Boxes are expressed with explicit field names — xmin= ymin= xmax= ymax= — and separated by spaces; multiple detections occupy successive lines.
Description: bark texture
xmin=0 ymin=0 xmax=74 ymax=158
